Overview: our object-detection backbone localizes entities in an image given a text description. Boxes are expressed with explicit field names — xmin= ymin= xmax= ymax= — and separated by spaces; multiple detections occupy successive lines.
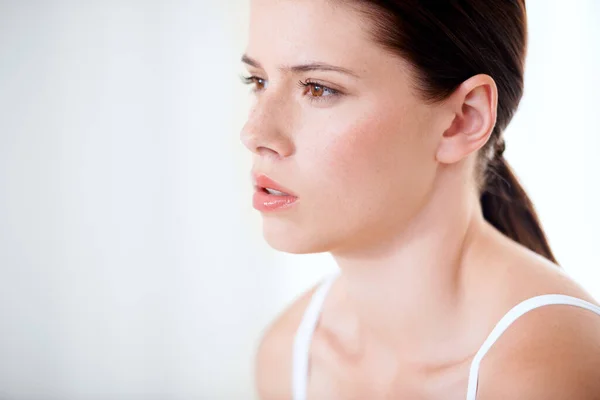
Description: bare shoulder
xmin=476 ymin=303 xmax=600 ymax=399
xmin=254 ymin=280 xmax=322 ymax=400
xmin=476 ymin=240 xmax=600 ymax=399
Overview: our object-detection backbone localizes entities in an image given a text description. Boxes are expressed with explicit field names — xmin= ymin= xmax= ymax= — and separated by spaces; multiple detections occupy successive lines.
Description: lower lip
xmin=253 ymin=189 xmax=298 ymax=212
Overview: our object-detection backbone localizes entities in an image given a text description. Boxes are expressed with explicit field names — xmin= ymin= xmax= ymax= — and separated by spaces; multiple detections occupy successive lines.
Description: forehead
xmin=246 ymin=0 xmax=382 ymax=72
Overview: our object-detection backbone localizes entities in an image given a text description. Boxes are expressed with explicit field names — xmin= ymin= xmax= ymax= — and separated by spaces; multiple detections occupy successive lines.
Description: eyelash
xmin=239 ymin=75 xmax=340 ymax=103
xmin=240 ymin=74 xmax=265 ymax=91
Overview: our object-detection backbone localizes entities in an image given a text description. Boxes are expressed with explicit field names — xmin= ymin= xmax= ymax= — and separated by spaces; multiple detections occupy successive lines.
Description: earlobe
xmin=435 ymin=75 xmax=498 ymax=164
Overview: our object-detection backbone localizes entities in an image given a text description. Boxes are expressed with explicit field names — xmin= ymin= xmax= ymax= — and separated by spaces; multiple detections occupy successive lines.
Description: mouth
xmin=251 ymin=172 xmax=299 ymax=212
xmin=252 ymin=172 xmax=298 ymax=197
xmin=256 ymin=186 xmax=291 ymax=197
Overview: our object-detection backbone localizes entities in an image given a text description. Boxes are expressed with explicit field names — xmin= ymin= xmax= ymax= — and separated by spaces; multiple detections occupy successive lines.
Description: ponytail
xmin=480 ymin=151 xmax=558 ymax=264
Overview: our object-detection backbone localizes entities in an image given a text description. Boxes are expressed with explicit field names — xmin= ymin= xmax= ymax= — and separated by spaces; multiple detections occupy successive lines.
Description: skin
xmin=240 ymin=0 xmax=600 ymax=398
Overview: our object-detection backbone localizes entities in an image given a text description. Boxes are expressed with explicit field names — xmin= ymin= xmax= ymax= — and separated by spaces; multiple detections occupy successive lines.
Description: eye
xmin=240 ymin=74 xmax=267 ymax=92
xmin=297 ymin=79 xmax=340 ymax=102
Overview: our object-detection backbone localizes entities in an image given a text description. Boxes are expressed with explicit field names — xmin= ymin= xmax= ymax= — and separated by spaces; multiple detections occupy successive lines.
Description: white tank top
xmin=292 ymin=270 xmax=600 ymax=400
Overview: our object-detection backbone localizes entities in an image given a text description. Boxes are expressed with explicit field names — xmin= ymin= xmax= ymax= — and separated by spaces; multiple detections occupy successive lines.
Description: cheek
xmin=306 ymin=106 xmax=435 ymax=209
xmin=268 ymin=101 xmax=438 ymax=253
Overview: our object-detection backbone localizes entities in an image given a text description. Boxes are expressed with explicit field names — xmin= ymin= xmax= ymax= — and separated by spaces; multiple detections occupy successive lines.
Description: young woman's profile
xmin=239 ymin=1 xmax=600 ymax=398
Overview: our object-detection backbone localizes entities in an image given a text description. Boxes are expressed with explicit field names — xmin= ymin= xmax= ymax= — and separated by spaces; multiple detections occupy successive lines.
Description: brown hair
xmin=344 ymin=0 xmax=557 ymax=263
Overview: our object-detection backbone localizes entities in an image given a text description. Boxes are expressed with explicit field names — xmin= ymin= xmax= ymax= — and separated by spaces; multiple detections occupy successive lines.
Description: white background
xmin=0 ymin=1 xmax=598 ymax=398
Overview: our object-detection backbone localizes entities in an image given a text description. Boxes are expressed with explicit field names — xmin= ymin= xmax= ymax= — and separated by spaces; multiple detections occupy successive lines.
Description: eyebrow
xmin=241 ymin=54 xmax=360 ymax=78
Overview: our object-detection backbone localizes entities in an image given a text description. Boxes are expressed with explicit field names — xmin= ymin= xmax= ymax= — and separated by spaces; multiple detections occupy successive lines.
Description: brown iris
xmin=254 ymin=78 xmax=265 ymax=91
xmin=308 ymin=84 xmax=325 ymax=97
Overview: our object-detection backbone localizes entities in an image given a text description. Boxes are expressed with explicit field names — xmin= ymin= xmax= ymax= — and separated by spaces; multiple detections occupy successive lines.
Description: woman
xmin=239 ymin=1 xmax=600 ymax=399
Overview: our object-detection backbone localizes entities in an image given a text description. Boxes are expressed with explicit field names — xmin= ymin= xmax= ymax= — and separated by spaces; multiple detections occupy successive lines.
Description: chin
xmin=261 ymin=219 xmax=335 ymax=254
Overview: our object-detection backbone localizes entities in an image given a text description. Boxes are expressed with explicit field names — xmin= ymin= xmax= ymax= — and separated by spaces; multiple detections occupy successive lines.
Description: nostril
xmin=240 ymin=128 xmax=294 ymax=158
xmin=256 ymin=146 xmax=282 ymax=159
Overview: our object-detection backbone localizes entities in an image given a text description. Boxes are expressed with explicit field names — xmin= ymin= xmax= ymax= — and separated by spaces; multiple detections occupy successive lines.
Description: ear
xmin=435 ymin=74 xmax=498 ymax=164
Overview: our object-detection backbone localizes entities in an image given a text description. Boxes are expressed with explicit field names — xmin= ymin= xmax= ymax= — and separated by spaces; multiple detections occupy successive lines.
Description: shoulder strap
xmin=465 ymin=294 xmax=600 ymax=400
xmin=292 ymin=270 xmax=340 ymax=400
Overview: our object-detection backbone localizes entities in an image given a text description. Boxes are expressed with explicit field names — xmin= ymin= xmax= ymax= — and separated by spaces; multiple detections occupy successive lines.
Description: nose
xmin=240 ymin=96 xmax=295 ymax=159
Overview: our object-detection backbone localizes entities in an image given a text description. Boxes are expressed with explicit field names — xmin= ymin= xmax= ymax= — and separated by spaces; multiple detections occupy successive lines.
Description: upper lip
xmin=252 ymin=172 xmax=297 ymax=197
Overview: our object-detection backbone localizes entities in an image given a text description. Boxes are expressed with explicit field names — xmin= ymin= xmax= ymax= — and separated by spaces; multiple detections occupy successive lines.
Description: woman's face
xmin=241 ymin=0 xmax=444 ymax=254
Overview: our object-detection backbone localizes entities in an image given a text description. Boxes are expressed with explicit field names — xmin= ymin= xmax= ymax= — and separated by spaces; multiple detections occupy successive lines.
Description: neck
xmin=329 ymin=166 xmax=491 ymax=359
